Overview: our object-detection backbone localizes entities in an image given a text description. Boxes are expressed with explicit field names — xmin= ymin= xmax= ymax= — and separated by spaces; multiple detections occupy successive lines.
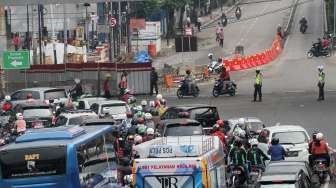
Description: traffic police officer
xmin=253 ymin=69 xmax=262 ymax=102
xmin=317 ymin=65 xmax=325 ymax=101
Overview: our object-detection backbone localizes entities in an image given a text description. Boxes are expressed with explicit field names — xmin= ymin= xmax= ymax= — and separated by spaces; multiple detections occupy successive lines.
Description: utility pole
xmin=38 ymin=4 xmax=43 ymax=64
xmin=118 ymin=1 xmax=121 ymax=56
xmin=63 ymin=4 xmax=68 ymax=68
xmin=26 ymin=5 xmax=30 ymax=51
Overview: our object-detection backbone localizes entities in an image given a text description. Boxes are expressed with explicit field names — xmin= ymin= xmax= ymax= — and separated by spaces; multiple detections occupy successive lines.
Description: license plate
xmin=250 ymin=172 xmax=259 ymax=176
xmin=233 ymin=170 xmax=241 ymax=175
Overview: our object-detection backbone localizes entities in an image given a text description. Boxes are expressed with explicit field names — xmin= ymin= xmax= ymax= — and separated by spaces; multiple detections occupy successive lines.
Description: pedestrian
xmin=253 ymin=69 xmax=263 ymax=102
xmin=197 ymin=16 xmax=202 ymax=32
xmin=216 ymin=22 xmax=222 ymax=42
xmin=219 ymin=28 xmax=224 ymax=48
xmin=277 ymin=25 xmax=283 ymax=39
xmin=103 ymin=73 xmax=112 ymax=98
xmin=317 ymin=65 xmax=325 ymax=101
xmin=12 ymin=34 xmax=21 ymax=51
xmin=150 ymin=67 xmax=159 ymax=96
xmin=119 ymin=72 xmax=128 ymax=96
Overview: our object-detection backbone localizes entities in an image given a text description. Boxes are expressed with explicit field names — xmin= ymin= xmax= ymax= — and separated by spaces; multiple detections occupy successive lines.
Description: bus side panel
xmin=194 ymin=170 xmax=204 ymax=188
xmin=67 ymin=144 xmax=80 ymax=188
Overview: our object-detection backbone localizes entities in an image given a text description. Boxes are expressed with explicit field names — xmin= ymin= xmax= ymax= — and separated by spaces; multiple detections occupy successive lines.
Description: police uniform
xmin=253 ymin=72 xmax=262 ymax=102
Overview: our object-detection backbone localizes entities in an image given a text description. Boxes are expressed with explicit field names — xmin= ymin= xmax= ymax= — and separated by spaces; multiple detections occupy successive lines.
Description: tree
xmin=134 ymin=0 xmax=160 ymax=18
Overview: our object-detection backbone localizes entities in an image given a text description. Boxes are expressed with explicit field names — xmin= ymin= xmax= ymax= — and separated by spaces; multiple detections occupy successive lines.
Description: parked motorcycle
xmin=229 ymin=165 xmax=247 ymax=187
xmin=212 ymin=80 xmax=237 ymax=97
xmin=313 ymin=158 xmax=329 ymax=184
xmin=300 ymin=24 xmax=307 ymax=34
xmin=307 ymin=43 xmax=330 ymax=58
xmin=177 ymin=80 xmax=200 ymax=99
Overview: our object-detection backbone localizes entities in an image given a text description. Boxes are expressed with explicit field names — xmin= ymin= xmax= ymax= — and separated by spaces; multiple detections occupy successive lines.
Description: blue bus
xmin=0 ymin=125 xmax=124 ymax=188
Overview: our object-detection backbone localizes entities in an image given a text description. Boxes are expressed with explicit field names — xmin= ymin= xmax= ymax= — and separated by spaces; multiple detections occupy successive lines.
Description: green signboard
xmin=3 ymin=51 xmax=30 ymax=70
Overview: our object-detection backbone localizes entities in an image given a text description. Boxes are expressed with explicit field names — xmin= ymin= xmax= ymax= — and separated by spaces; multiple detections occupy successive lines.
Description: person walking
xmin=219 ymin=28 xmax=224 ymax=48
xmin=197 ymin=16 xmax=202 ymax=32
xmin=216 ymin=22 xmax=222 ymax=42
xmin=253 ymin=69 xmax=263 ymax=102
xmin=119 ymin=72 xmax=128 ymax=96
xmin=150 ymin=67 xmax=159 ymax=96
xmin=103 ymin=73 xmax=112 ymax=98
xmin=317 ymin=65 xmax=325 ymax=101
xmin=12 ymin=34 xmax=21 ymax=51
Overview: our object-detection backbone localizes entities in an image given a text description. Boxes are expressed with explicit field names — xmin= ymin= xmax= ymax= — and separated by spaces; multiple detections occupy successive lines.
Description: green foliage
xmin=161 ymin=0 xmax=194 ymax=9
xmin=135 ymin=0 xmax=160 ymax=18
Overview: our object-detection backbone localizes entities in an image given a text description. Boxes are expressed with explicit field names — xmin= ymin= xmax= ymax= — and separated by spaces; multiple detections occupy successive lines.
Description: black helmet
xmin=186 ymin=69 xmax=191 ymax=75
xmin=271 ymin=137 xmax=279 ymax=145
xmin=256 ymin=69 xmax=261 ymax=74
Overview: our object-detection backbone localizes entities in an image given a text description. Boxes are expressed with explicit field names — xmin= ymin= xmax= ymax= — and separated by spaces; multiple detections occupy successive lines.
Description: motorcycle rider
xmin=70 ymin=78 xmax=83 ymax=100
xmin=184 ymin=69 xmax=196 ymax=94
xmin=141 ymin=100 xmax=150 ymax=113
xmin=212 ymin=124 xmax=226 ymax=145
xmin=229 ymin=140 xmax=249 ymax=181
xmin=143 ymin=128 xmax=155 ymax=142
xmin=208 ymin=53 xmax=214 ymax=64
xmin=144 ymin=113 xmax=155 ymax=130
xmin=314 ymin=38 xmax=323 ymax=55
xmin=15 ymin=113 xmax=26 ymax=135
xmin=299 ymin=16 xmax=308 ymax=32
xmin=247 ymin=139 xmax=269 ymax=171
xmin=2 ymin=95 xmax=13 ymax=114
xmin=309 ymin=132 xmax=330 ymax=167
xmin=268 ymin=137 xmax=286 ymax=161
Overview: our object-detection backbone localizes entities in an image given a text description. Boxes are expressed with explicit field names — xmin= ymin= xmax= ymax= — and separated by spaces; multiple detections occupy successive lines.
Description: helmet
xmin=26 ymin=93 xmax=33 ymax=99
xmin=249 ymin=138 xmax=259 ymax=146
xmin=137 ymin=117 xmax=145 ymax=124
xmin=144 ymin=113 xmax=152 ymax=120
xmin=316 ymin=133 xmax=324 ymax=141
xmin=74 ymin=78 xmax=80 ymax=84
xmin=216 ymin=120 xmax=224 ymax=127
xmin=156 ymin=94 xmax=163 ymax=100
xmin=105 ymin=73 xmax=112 ymax=78
xmin=137 ymin=126 xmax=146 ymax=135
xmin=239 ymin=130 xmax=246 ymax=138
xmin=186 ymin=69 xmax=191 ymax=75
xmin=271 ymin=137 xmax=279 ymax=145
xmin=208 ymin=53 xmax=213 ymax=58
xmin=256 ymin=69 xmax=261 ymax=74
xmin=147 ymin=128 xmax=155 ymax=135
xmin=16 ymin=113 xmax=23 ymax=120
xmin=238 ymin=118 xmax=246 ymax=126
xmin=160 ymin=99 xmax=166 ymax=106
xmin=128 ymin=96 xmax=136 ymax=104
xmin=126 ymin=112 xmax=133 ymax=119
xmin=136 ymin=105 xmax=143 ymax=112
xmin=149 ymin=100 xmax=155 ymax=107
xmin=124 ymin=89 xmax=130 ymax=94
xmin=134 ymin=135 xmax=143 ymax=144
xmin=4 ymin=95 xmax=11 ymax=101
xmin=213 ymin=124 xmax=220 ymax=131
xmin=141 ymin=100 xmax=147 ymax=106
xmin=318 ymin=65 xmax=324 ymax=71
xmin=128 ymin=135 xmax=134 ymax=141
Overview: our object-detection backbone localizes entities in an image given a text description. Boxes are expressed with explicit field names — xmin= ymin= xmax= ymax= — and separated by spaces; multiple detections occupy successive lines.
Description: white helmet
xmin=134 ymin=135 xmax=143 ymax=144
xmin=156 ymin=94 xmax=163 ymax=100
xmin=318 ymin=65 xmax=324 ymax=71
xmin=136 ymin=105 xmax=143 ymax=112
xmin=239 ymin=130 xmax=246 ymax=138
xmin=4 ymin=95 xmax=11 ymax=101
xmin=16 ymin=113 xmax=23 ymax=119
xmin=144 ymin=113 xmax=152 ymax=120
xmin=74 ymin=78 xmax=81 ymax=84
xmin=238 ymin=118 xmax=246 ymax=126
xmin=141 ymin=100 xmax=148 ymax=106
xmin=149 ymin=100 xmax=155 ymax=107
xmin=124 ymin=89 xmax=130 ymax=94
xmin=147 ymin=128 xmax=155 ymax=135
xmin=316 ymin=132 xmax=324 ymax=140
xmin=249 ymin=138 xmax=259 ymax=146
xmin=208 ymin=53 xmax=213 ymax=58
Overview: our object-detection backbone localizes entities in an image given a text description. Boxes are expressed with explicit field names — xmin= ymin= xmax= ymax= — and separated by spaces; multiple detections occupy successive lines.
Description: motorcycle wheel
xmin=177 ymin=89 xmax=183 ymax=99
xmin=213 ymin=89 xmax=220 ymax=97
xmin=229 ymin=89 xmax=236 ymax=96
xmin=307 ymin=51 xmax=314 ymax=58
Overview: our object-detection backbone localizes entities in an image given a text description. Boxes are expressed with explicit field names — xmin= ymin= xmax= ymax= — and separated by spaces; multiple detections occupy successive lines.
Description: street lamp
xmin=84 ymin=3 xmax=90 ymax=52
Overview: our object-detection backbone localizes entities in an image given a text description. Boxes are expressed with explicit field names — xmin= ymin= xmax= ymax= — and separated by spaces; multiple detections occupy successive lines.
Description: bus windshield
xmin=0 ymin=146 xmax=66 ymax=179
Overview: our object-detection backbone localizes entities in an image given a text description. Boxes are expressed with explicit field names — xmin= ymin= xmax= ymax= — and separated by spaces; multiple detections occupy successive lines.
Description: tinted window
xmin=101 ymin=104 xmax=126 ymax=115
xmin=165 ymin=123 xmax=203 ymax=136
xmin=77 ymin=133 xmax=118 ymax=187
xmin=23 ymin=107 xmax=52 ymax=118
xmin=161 ymin=109 xmax=180 ymax=119
xmin=273 ymin=131 xmax=308 ymax=144
xmin=44 ymin=89 xmax=66 ymax=100
xmin=0 ymin=146 xmax=66 ymax=179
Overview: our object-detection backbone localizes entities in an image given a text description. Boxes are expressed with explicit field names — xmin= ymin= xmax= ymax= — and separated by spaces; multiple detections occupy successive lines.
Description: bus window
xmin=210 ymin=168 xmax=218 ymax=188
xmin=0 ymin=146 xmax=66 ymax=179
xmin=76 ymin=133 xmax=116 ymax=187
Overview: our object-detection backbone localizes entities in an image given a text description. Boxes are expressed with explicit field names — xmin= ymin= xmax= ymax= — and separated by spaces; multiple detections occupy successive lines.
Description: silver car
xmin=10 ymin=87 xmax=67 ymax=105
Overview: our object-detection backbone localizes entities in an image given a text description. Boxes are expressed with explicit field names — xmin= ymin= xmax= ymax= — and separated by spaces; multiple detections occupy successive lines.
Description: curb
xmin=283 ymin=0 xmax=299 ymax=38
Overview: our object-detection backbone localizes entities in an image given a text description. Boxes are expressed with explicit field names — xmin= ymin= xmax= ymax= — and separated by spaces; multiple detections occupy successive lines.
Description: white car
xmin=56 ymin=110 xmax=98 ymax=126
xmin=258 ymin=125 xmax=310 ymax=162
xmin=228 ymin=117 xmax=265 ymax=135
xmin=90 ymin=100 xmax=129 ymax=122
xmin=77 ymin=97 xmax=107 ymax=110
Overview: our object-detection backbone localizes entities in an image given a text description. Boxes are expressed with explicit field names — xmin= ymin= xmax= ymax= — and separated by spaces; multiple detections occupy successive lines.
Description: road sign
xmin=3 ymin=51 xmax=30 ymax=70
xmin=110 ymin=17 xmax=117 ymax=27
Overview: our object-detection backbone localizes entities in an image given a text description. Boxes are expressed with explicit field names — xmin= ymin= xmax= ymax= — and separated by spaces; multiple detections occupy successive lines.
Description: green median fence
xmin=3 ymin=51 xmax=30 ymax=70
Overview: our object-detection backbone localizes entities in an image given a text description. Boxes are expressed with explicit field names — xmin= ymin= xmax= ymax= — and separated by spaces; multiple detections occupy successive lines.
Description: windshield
xmin=0 ymin=146 xmax=66 ymax=179
xmin=260 ymin=184 xmax=295 ymax=188
xmin=44 ymin=90 xmax=66 ymax=100
xmin=101 ymin=104 xmax=126 ymax=115
xmin=165 ymin=123 xmax=203 ymax=136
xmin=23 ymin=108 xmax=52 ymax=118
xmin=273 ymin=131 xmax=308 ymax=144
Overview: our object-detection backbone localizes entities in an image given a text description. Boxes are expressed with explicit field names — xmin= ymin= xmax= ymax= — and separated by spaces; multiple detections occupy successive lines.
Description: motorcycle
xmin=249 ymin=165 xmax=263 ymax=185
xmin=313 ymin=158 xmax=329 ymax=184
xmin=208 ymin=60 xmax=223 ymax=74
xmin=307 ymin=43 xmax=330 ymax=58
xmin=212 ymin=79 xmax=237 ymax=97
xmin=177 ymin=80 xmax=200 ymax=99
xmin=229 ymin=165 xmax=247 ymax=187
xmin=300 ymin=24 xmax=307 ymax=34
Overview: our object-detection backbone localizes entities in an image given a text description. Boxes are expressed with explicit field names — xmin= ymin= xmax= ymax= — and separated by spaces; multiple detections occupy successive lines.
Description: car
xmin=257 ymin=161 xmax=312 ymax=188
xmin=55 ymin=110 xmax=98 ymax=126
xmin=157 ymin=119 xmax=203 ymax=137
xmin=228 ymin=117 xmax=265 ymax=135
xmin=90 ymin=100 xmax=130 ymax=122
xmin=10 ymin=87 xmax=67 ymax=105
xmin=77 ymin=97 xmax=107 ymax=110
xmin=80 ymin=118 xmax=116 ymax=127
xmin=15 ymin=103 xmax=53 ymax=129
xmin=258 ymin=125 xmax=310 ymax=161
xmin=161 ymin=104 xmax=220 ymax=130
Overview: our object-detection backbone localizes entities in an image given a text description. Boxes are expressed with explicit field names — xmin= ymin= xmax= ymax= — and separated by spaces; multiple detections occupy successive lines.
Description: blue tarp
xmin=134 ymin=51 xmax=152 ymax=63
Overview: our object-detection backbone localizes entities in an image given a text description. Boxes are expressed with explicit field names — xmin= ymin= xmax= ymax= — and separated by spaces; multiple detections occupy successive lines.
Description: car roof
xmin=18 ymin=102 xmax=51 ymax=108
xmin=16 ymin=87 xmax=64 ymax=92
xmin=79 ymin=97 xmax=107 ymax=102
xmin=82 ymin=118 xmax=116 ymax=124
xmin=93 ymin=100 xmax=126 ymax=105
xmin=265 ymin=125 xmax=307 ymax=133
xmin=160 ymin=118 xmax=200 ymax=125
xmin=266 ymin=161 xmax=311 ymax=176
xmin=171 ymin=104 xmax=216 ymax=110
xmin=0 ymin=125 xmax=112 ymax=151
xmin=60 ymin=112 xmax=97 ymax=118
xmin=259 ymin=173 xmax=298 ymax=182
